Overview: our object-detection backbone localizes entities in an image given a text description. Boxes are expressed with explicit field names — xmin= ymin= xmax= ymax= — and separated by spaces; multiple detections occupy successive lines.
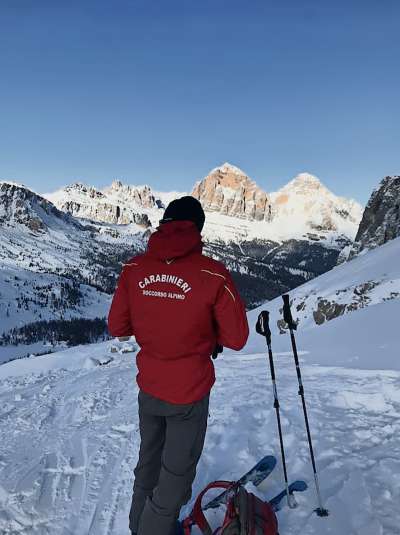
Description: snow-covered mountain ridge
xmin=40 ymin=164 xmax=363 ymax=307
xmin=0 ymin=182 xmax=146 ymax=353
xmin=246 ymin=235 xmax=400 ymax=366
xmin=45 ymin=181 xmax=153 ymax=228
xmin=0 ymin=182 xmax=146 ymax=283
xmin=2 ymin=167 xmax=397 ymax=362
xmin=45 ymin=163 xmax=363 ymax=244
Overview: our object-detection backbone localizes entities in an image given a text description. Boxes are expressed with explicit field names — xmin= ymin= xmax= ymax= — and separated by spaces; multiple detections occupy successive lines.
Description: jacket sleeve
xmin=108 ymin=268 xmax=134 ymax=337
xmin=213 ymin=269 xmax=249 ymax=351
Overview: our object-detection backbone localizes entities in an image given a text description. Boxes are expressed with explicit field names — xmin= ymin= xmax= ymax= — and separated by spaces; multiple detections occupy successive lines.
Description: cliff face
xmin=0 ymin=181 xmax=81 ymax=233
xmin=45 ymin=164 xmax=363 ymax=240
xmin=192 ymin=165 xmax=362 ymax=237
xmin=191 ymin=163 xmax=272 ymax=221
xmin=350 ymin=176 xmax=400 ymax=257
xmin=103 ymin=180 xmax=157 ymax=210
xmin=46 ymin=182 xmax=152 ymax=227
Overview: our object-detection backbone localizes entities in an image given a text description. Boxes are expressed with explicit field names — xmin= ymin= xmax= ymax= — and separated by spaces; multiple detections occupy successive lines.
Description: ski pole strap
xmin=186 ymin=480 xmax=235 ymax=535
xmin=282 ymin=295 xmax=297 ymax=330
xmin=255 ymin=310 xmax=272 ymax=345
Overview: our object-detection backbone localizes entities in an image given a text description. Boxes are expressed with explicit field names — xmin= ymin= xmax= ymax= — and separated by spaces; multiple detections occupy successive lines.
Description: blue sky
xmin=0 ymin=0 xmax=399 ymax=204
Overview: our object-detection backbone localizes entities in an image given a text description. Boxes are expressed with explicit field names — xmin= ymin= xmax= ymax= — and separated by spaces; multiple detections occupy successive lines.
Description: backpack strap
xmin=183 ymin=480 xmax=234 ymax=535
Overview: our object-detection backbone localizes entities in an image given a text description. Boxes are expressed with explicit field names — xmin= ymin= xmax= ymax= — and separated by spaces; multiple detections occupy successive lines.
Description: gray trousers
xmin=130 ymin=390 xmax=209 ymax=535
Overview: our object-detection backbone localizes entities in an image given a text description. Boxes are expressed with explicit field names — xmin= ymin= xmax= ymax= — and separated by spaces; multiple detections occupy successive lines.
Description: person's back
xmin=108 ymin=196 xmax=249 ymax=535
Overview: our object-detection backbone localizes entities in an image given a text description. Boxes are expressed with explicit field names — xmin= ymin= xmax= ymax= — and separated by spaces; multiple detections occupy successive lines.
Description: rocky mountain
xmin=0 ymin=181 xmax=147 ymax=357
xmin=189 ymin=164 xmax=363 ymax=306
xmin=269 ymin=172 xmax=361 ymax=235
xmin=242 ymin=175 xmax=400 ymax=342
xmin=46 ymin=181 xmax=153 ymax=227
xmin=0 ymin=165 xmax=366 ymax=361
xmin=45 ymin=163 xmax=363 ymax=242
xmin=41 ymin=164 xmax=363 ymax=307
xmin=192 ymin=164 xmax=362 ymax=237
xmin=0 ymin=181 xmax=82 ymax=233
xmin=349 ymin=175 xmax=400 ymax=257
xmin=191 ymin=163 xmax=272 ymax=221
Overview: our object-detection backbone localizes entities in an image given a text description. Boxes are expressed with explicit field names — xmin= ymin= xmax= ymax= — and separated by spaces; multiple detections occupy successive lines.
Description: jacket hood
xmin=146 ymin=220 xmax=203 ymax=261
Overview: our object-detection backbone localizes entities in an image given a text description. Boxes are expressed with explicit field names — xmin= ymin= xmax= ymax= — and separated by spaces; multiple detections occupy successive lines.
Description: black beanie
xmin=160 ymin=196 xmax=205 ymax=232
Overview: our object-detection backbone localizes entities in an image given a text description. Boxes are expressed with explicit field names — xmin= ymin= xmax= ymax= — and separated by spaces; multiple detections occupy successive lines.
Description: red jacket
xmin=108 ymin=220 xmax=249 ymax=404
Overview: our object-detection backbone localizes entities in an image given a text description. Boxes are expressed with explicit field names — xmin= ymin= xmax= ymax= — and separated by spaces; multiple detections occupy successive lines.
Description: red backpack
xmin=182 ymin=480 xmax=279 ymax=535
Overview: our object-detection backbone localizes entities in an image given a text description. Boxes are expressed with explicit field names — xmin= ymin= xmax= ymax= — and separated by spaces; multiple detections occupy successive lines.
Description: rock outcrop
xmin=191 ymin=163 xmax=272 ymax=221
xmin=47 ymin=182 xmax=152 ymax=228
xmin=0 ymin=181 xmax=80 ymax=233
xmin=103 ymin=180 xmax=157 ymax=210
xmin=350 ymin=176 xmax=400 ymax=257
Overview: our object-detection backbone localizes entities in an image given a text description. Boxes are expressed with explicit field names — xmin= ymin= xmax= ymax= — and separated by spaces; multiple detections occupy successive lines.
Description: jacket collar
xmin=146 ymin=220 xmax=203 ymax=262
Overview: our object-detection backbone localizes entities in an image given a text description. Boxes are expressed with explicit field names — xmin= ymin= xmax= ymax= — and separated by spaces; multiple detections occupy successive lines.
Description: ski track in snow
xmin=0 ymin=348 xmax=399 ymax=535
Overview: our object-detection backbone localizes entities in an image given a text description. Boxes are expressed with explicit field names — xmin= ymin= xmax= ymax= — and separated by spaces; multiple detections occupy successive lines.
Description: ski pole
xmin=256 ymin=310 xmax=296 ymax=509
xmin=281 ymin=295 xmax=329 ymax=517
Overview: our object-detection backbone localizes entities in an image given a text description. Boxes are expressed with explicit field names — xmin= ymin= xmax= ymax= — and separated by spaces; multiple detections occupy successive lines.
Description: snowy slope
xmin=0 ymin=321 xmax=399 ymax=535
xmin=0 ymin=266 xmax=111 ymax=331
xmin=1 ymin=239 xmax=400 ymax=534
xmin=0 ymin=182 xmax=145 ymax=278
xmin=269 ymin=173 xmax=362 ymax=242
xmin=247 ymin=235 xmax=400 ymax=345
xmin=0 ymin=182 xmax=146 ymax=353
xmin=0 ymin=265 xmax=111 ymax=364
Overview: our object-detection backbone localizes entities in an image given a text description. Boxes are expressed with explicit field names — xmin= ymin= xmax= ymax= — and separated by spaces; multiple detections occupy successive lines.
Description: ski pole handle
xmin=255 ymin=311 xmax=272 ymax=346
xmin=212 ymin=344 xmax=223 ymax=360
xmin=282 ymin=295 xmax=297 ymax=330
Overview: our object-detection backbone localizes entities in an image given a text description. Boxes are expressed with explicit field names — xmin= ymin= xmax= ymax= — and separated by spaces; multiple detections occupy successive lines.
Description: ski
xmin=204 ymin=455 xmax=277 ymax=510
xmin=269 ymin=480 xmax=308 ymax=512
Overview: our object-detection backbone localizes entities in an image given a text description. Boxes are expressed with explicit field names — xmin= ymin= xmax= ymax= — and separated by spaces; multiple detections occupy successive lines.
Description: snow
xmin=207 ymin=162 xmax=248 ymax=177
xmin=0 ymin=266 xmax=110 ymax=338
xmin=268 ymin=173 xmax=363 ymax=242
xmin=202 ymin=210 xmax=355 ymax=245
xmin=152 ymin=189 xmax=187 ymax=210
xmin=0 ymin=327 xmax=399 ymax=534
xmin=1 ymin=229 xmax=400 ymax=535
xmin=247 ymin=235 xmax=400 ymax=339
xmin=0 ymin=180 xmax=36 ymax=192
xmin=0 ymin=182 xmax=147 ymax=363
xmin=1 ymin=184 xmax=398 ymax=534
xmin=249 ymin=298 xmax=400 ymax=370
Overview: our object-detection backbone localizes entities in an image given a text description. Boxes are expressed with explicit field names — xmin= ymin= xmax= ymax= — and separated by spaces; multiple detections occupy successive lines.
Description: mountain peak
xmin=0 ymin=179 xmax=35 ymax=193
xmin=0 ymin=180 xmax=77 ymax=233
xmin=191 ymin=163 xmax=270 ymax=221
xmin=66 ymin=181 xmax=94 ymax=191
xmin=209 ymin=162 xmax=248 ymax=177
xmin=286 ymin=173 xmax=323 ymax=191
xmin=109 ymin=179 xmax=125 ymax=191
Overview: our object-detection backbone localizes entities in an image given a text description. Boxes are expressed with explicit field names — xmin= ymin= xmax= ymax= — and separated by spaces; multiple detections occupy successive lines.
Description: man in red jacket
xmin=108 ymin=196 xmax=249 ymax=535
